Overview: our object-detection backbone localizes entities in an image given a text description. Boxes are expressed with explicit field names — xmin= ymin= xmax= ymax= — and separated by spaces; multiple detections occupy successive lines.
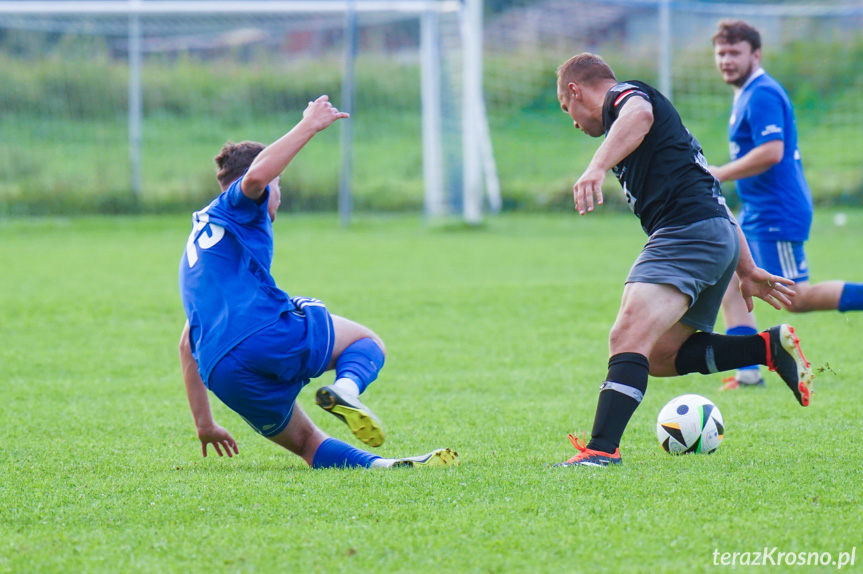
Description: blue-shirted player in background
xmin=710 ymin=20 xmax=863 ymax=391
xmin=178 ymin=95 xmax=458 ymax=469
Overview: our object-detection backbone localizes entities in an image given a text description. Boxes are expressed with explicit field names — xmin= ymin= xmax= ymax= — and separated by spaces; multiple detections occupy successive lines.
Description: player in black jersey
xmin=554 ymin=53 xmax=814 ymax=467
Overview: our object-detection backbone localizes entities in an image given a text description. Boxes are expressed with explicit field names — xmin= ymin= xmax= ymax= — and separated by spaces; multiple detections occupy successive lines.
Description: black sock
xmin=674 ymin=332 xmax=767 ymax=375
xmin=587 ymin=352 xmax=649 ymax=454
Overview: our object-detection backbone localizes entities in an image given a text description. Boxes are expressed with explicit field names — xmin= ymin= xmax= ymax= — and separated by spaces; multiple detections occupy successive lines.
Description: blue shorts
xmin=748 ymin=239 xmax=809 ymax=282
xmin=207 ymin=296 xmax=335 ymax=437
xmin=627 ymin=217 xmax=740 ymax=333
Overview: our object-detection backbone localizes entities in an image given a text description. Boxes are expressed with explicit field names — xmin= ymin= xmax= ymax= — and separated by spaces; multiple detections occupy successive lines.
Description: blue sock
xmin=839 ymin=283 xmax=863 ymax=312
xmin=727 ymin=325 xmax=759 ymax=371
xmin=335 ymin=338 xmax=385 ymax=394
xmin=311 ymin=438 xmax=380 ymax=469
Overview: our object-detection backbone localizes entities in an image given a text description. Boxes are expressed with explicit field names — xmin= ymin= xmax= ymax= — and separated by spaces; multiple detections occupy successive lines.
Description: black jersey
xmin=602 ymin=80 xmax=729 ymax=235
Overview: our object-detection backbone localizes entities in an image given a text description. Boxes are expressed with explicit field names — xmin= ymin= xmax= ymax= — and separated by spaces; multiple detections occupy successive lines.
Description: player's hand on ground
xmin=197 ymin=424 xmax=239 ymax=458
xmin=303 ymin=95 xmax=350 ymax=132
xmin=738 ymin=267 xmax=794 ymax=312
xmin=573 ymin=166 xmax=605 ymax=215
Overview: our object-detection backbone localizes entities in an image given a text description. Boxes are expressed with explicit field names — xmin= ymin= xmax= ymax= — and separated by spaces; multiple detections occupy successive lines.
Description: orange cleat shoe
xmin=759 ymin=324 xmax=814 ymax=407
xmin=556 ymin=433 xmax=621 ymax=467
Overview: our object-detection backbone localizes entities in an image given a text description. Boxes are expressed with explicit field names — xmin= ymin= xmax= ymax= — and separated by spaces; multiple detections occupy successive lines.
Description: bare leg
xmin=266 ymin=404 xmax=328 ymax=466
xmin=648 ymin=321 xmax=698 ymax=377
xmin=565 ymin=282 xmax=690 ymax=462
xmin=608 ymin=282 xmax=691 ymax=358
xmin=785 ymin=280 xmax=843 ymax=312
xmin=721 ymin=274 xmax=757 ymax=331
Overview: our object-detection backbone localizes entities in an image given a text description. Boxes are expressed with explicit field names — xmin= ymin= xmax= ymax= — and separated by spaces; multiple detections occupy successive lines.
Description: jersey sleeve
xmin=604 ymin=83 xmax=652 ymax=130
xmin=612 ymin=88 xmax=651 ymax=113
xmin=225 ymin=176 xmax=269 ymax=226
xmin=746 ymin=87 xmax=786 ymax=147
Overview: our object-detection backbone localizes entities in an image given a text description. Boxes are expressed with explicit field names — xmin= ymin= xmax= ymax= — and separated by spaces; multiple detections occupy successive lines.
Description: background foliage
xmin=2 ymin=9 xmax=863 ymax=216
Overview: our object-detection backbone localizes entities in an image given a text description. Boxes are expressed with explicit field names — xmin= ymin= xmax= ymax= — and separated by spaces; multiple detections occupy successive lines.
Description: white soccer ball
xmin=656 ymin=394 xmax=724 ymax=454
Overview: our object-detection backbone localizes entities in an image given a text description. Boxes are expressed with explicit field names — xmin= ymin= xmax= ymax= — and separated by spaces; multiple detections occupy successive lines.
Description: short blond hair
xmin=557 ymin=53 xmax=617 ymax=89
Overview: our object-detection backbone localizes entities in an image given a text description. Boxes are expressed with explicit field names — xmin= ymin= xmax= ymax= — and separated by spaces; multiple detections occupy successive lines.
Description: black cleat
xmin=760 ymin=324 xmax=814 ymax=406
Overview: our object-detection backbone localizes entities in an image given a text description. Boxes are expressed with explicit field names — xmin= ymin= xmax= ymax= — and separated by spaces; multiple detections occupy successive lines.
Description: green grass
xmin=2 ymin=211 xmax=862 ymax=573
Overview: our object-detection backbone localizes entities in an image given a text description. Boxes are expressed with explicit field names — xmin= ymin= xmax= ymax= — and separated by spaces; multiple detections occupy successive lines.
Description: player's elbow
xmin=240 ymin=170 xmax=269 ymax=199
xmin=639 ymin=106 xmax=655 ymax=124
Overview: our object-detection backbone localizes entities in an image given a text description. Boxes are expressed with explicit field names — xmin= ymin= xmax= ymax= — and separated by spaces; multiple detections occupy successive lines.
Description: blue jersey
xmin=179 ymin=177 xmax=295 ymax=382
xmin=728 ymin=69 xmax=813 ymax=241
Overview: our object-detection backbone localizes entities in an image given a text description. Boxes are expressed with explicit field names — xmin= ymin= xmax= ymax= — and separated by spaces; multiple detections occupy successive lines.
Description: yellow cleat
xmin=316 ymin=385 xmax=386 ymax=447
xmin=385 ymin=448 xmax=460 ymax=468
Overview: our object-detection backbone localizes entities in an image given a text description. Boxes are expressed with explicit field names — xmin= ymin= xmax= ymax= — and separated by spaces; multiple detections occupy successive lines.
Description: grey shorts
xmin=626 ymin=217 xmax=740 ymax=333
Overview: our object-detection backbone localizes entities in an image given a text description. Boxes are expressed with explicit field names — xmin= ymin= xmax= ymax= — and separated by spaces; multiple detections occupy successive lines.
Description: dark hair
xmin=556 ymin=53 xmax=617 ymax=89
xmin=713 ymin=19 xmax=761 ymax=51
xmin=214 ymin=140 xmax=265 ymax=188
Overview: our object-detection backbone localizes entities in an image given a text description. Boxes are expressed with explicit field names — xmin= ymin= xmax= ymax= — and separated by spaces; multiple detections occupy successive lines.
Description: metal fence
xmin=1 ymin=0 xmax=862 ymax=216
xmin=483 ymin=0 xmax=863 ymax=209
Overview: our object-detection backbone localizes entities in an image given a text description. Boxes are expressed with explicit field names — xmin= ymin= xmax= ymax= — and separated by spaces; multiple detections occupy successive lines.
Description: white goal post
xmin=0 ymin=0 xmax=501 ymax=223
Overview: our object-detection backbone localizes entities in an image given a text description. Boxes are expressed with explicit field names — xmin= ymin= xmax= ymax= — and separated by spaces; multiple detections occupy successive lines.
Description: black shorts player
xmin=552 ymin=52 xmax=813 ymax=467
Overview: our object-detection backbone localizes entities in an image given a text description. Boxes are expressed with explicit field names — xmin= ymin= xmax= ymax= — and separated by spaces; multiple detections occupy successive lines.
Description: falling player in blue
xmin=710 ymin=20 xmax=863 ymax=390
xmin=178 ymin=95 xmax=458 ymax=469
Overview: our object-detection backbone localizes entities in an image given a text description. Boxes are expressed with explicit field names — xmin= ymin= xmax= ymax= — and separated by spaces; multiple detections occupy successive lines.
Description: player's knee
xmin=608 ymin=322 xmax=641 ymax=354
xmin=366 ymin=331 xmax=386 ymax=356
xmin=607 ymin=329 xmax=627 ymax=355
xmin=647 ymin=347 xmax=677 ymax=377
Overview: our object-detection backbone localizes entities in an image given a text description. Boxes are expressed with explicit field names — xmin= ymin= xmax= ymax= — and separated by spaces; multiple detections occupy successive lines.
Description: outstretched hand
xmin=573 ymin=165 xmax=605 ymax=215
xmin=197 ymin=424 xmax=239 ymax=458
xmin=738 ymin=267 xmax=795 ymax=312
xmin=303 ymin=95 xmax=350 ymax=132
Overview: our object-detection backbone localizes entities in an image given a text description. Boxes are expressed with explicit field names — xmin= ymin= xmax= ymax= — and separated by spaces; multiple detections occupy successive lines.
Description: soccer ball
xmin=656 ymin=394 xmax=724 ymax=454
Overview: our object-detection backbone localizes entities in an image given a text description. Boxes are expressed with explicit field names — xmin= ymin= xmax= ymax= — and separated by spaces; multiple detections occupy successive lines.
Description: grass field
xmin=2 ymin=211 xmax=862 ymax=573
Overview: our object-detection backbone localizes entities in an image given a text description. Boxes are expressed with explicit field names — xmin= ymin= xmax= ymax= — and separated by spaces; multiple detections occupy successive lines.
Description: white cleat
xmin=376 ymin=448 xmax=461 ymax=468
